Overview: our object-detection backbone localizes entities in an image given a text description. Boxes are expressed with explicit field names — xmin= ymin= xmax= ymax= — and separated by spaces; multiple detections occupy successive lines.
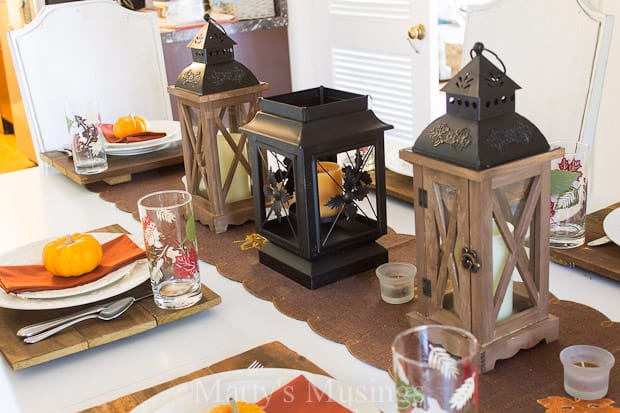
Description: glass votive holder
xmin=560 ymin=345 xmax=615 ymax=400
xmin=376 ymin=262 xmax=416 ymax=304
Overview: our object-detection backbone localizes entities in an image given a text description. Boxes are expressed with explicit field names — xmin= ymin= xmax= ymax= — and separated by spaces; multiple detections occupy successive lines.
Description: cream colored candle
xmin=492 ymin=221 xmax=514 ymax=322
xmin=316 ymin=161 xmax=343 ymax=218
xmin=217 ymin=133 xmax=251 ymax=203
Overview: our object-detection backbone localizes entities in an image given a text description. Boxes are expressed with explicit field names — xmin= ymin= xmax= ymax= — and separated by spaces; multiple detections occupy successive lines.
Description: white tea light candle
xmin=560 ymin=345 xmax=615 ymax=400
xmin=376 ymin=262 xmax=416 ymax=304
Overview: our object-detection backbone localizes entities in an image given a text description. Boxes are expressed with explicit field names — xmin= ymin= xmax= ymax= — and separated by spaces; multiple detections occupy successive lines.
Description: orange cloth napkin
xmin=101 ymin=123 xmax=167 ymax=143
xmin=257 ymin=374 xmax=353 ymax=413
xmin=0 ymin=234 xmax=146 ymax=294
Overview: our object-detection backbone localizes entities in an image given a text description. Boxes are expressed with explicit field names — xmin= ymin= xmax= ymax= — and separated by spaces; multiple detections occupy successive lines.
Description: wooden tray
xmin=81 ymin=341 xmax=328 ymax=412
xmin=0 ymin=225 xmax=221 ymax=371
xmin=40 ymin=143 xmax=184 ymax=186
xmin=550 ymin=201 xmax=620 ymax=282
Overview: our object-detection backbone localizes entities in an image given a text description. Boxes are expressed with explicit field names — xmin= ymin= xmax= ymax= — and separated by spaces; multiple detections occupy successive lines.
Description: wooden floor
xmin=0 ymin=133 xmax=36 ymax=174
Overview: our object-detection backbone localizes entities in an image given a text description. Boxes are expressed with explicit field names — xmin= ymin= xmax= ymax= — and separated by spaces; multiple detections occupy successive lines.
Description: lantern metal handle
xmin=407 ymin=24 xmax=426 ymax=54
xmin=461 ymin=247 xmax=481 ymax=272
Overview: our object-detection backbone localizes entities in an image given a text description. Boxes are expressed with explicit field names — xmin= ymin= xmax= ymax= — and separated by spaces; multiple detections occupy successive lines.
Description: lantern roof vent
xmin=412 ymin=42 xmax=549 ymax=170
xmin=174 ymin=14 xmax=259 ymax=95
xmin=441 ymin=42 xmax=521 ymax=122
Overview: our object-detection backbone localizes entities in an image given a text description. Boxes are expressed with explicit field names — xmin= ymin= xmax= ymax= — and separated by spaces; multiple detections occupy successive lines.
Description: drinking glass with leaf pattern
xmin=392 ymin=325 xmax=480 ymax=413
xmin=138 ymin=190 xmax=202 ymax=310
xmin=550 ymin=141 xmax=590 ymax=249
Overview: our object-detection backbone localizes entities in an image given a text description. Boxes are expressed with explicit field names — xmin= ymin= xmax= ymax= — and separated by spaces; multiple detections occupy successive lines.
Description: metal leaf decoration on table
xmin=324 ymin=151 xmax=372 ymax=221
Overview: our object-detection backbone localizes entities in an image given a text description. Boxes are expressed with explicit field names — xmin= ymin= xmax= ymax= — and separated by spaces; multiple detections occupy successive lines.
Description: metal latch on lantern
xmin=461 ymin=247 xmax=481 ymax=272
xmin=418 ymin=188 xmax=428 ymax=208
xmin=422 ymin=277 xmax=432 ymax=297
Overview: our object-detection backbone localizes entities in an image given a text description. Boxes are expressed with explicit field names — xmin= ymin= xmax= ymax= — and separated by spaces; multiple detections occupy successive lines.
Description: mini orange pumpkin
xmin=42 ymin=233 xmax=103 ymax=277
xmin=207 ymin=401 xmax=265 ymax=413
xmin=113 ymin=114 xmax=149 ymax=139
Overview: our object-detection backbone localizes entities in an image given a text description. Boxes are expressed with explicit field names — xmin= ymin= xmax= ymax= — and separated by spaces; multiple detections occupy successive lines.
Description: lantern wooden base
xmin=407 ymin=312 xmax=559 ymax=373
xmin=258 ymin=242 xmax=388 ymax=290
xmin=192 ymin=196 xmax=254 ymax=234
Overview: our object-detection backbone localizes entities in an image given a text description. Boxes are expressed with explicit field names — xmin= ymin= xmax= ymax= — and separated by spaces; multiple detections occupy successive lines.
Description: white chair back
xmin=463 ymin=0 xmax=613 ymax=149
xmin=8 ymin=0 xmax=172 ymax=162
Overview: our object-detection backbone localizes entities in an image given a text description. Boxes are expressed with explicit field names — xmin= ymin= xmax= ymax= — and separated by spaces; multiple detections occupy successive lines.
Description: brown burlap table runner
xmin=87 ymin=165 xmax=619 ymax=412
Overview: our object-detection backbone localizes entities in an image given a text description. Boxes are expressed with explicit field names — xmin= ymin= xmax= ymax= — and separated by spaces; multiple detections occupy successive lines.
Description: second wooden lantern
xmin=400 ymin=43 xmax=561 ymax=372
xmin=168 ymin=14 xmax=268 ymax=233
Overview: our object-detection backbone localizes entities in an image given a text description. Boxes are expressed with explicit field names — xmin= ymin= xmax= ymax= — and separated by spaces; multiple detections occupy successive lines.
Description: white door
xmin=288 ymin=0 xmax=439 ymax=176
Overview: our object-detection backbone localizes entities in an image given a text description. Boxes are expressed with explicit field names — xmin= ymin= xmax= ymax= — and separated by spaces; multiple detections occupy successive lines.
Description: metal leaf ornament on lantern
xmin=263 ymin=167 xmax=293 ymax=223
xmin=324 ymin=151 xmax=372 ymax=221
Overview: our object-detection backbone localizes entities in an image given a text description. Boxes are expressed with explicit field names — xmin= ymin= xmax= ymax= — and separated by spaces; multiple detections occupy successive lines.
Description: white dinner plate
xmin=385 ymin=136 xmax=414 ymax=177
xmin=132 ymin=368 xmax=380 ymax=413
xmin=603 ymin=207 xmax=620 ymax=246
xmin=0 ymin=233 xmax=149 ymax=310
xmin=105 ymin=120 xmax=181 ymax=156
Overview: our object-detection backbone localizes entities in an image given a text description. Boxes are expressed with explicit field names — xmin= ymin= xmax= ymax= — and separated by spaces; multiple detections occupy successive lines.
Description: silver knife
xmin=587 ymin=235 xmax=611 ymax=247
xmin=17 ymin=290 xmax=153 ymax=337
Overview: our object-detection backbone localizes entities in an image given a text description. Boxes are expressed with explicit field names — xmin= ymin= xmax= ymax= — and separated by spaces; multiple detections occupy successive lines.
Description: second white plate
xmin=132 ymin=368 xmax=380 ymax=413
xmin=105 ymin=120 xmax=181 ymax=156
xmin=603 ymin=207 xmax=620 ymax=246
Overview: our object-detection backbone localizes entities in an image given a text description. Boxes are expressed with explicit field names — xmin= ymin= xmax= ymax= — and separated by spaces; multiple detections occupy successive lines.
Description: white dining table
xmin=0 ymin=165 xmax=618 ymax=413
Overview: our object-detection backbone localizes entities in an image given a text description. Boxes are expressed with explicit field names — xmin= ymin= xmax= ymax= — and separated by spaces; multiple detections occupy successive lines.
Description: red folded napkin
xmin=257 ymin=374 xmax=353 ymax=413
xmin=0 ymin=234 xmax=146 ymax=294
xmin=101 ymin=123 xmax=167 ymax=143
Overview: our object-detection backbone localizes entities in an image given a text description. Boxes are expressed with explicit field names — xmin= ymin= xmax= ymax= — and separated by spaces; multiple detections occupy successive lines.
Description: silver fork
xmin=247 ymin=360 xmax=264 ymax=369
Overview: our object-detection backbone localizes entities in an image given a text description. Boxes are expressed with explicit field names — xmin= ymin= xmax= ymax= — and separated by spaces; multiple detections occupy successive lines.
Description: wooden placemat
xmin=0 ymin=224 xmax=221 ymax=371
xmin=80 ymin=341 xmax=328 ymax=412
xmin=550 ymin=201 xmax=620 ymax=283
xmin=40 ymin=143 xmax=183 ymax=186
xmin=87 ymin=165 xmax=620 ymax=412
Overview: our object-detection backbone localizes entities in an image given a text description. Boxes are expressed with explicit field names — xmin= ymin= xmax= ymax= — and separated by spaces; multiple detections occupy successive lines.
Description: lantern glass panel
xmin=259 ymin=148 xmax=298 ymax=250
xmin=314 ymin=146 xmax=380 ymax=252
xmin=490 ymin=177 xmax=537 ymax=322
xmin=432 ymin=182 xmax=468 ymax=325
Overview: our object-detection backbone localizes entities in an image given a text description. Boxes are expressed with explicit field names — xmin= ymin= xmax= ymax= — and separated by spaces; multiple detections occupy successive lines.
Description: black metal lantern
xmin=241 ymin=86 xmax=393 ymax=289
xmin=413 ymin=42 xmax=549 ymax=169
xmin=400 ymin=44 xmax=560 ymax=372
xmin=168 ymin=14 xmax=268 ymax=233
xmin=175 ymin=13 xmax=259 ymax=94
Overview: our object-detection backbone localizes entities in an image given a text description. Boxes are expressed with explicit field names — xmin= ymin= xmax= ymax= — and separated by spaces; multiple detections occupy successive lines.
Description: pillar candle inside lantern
xmin=317 ymin=161 xmax=343 ymax=218
xmin=492 ymin=221 xmax=514 ymax=322
xmin=217 ymin=133 xmax=251 ymax=203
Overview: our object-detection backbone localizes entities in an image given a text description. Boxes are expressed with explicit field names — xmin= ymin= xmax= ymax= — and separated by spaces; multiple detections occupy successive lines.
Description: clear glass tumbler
xmin=549 ymin=140 xmax=590 ymax=249
xmin=65 ymin=101 xmax=108 ymax=174
xmin=392 ymin=325 xmax=480 ymax=413
xmin=137 ymin=190 xmax=202 ymax=310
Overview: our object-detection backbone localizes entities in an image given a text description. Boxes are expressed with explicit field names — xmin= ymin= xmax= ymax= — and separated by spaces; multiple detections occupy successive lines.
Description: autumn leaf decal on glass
xmin=66 ymin=114 xmax=105 ymax=156
xmin=550 ymin=155 xmax=585 ymax=218
xmin=141 ymin=209 xmax=198 ymax=282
